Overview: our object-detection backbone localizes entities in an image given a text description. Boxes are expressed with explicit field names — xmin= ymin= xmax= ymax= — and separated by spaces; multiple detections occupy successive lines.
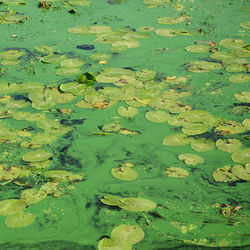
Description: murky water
xmin=0 ymin=0 xmax=249 ymax=249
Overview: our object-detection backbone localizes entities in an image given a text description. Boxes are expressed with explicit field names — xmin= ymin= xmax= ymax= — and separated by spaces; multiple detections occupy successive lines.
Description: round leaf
xmin=5 ymin=211 xmax=35 ymax=228
xmin=118 ymin=198 xmax=156 ymax=212
xmin=165 ymin=167 xmax=189 ymax=178
xmin=191 ymin=138 xmax=214 ymax=152
xmin=178 ymin=153 xmax=205 ymax=166
xmin=111 ymin=167 xmax=137 ymax=181
xmin=231 ymin=149 xmax=250 ymax=164
xmin=22 ymin=149 xmax=52 ymax=162
xmin=145 ymin=111 xmax=170 ymax=123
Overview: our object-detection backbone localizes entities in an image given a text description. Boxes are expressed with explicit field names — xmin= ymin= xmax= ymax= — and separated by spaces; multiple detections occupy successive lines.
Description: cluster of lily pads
xmin=98 ymin=224 xmax=145 ymax=250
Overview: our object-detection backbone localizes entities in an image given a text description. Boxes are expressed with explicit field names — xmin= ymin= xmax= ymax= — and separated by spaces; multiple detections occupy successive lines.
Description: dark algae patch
xmin=0 ymin=0 xmax=250 ymax=249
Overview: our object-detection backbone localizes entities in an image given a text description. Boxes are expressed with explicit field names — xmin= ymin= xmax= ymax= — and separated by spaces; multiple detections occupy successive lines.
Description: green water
xmin=0 ymin=0 xmax=250 ymax=249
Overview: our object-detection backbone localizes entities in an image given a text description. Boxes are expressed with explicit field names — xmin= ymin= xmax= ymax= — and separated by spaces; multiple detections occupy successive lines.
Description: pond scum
xmin=0 ymin=0 xmax=249 ymax=249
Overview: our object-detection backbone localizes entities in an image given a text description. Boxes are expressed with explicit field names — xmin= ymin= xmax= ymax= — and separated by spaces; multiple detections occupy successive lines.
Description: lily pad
xmin=5 ymin=211 xmax=35 ymax=228
xmin=41 ymin=54 xmax=67 ymax=64
xmin=165 ymin=167 xmax=189 ymax=178
xmin=191 ymin=138 xmax=214 ymax=152
xmin=0 ymin=199 xmax=26 ymax=216
xmin=234 ymin=91 xmax=250 ymax=103
xmin=89 ymin=53 xmax=111 ymax=61
xmin=231 ymin=164 xmax=250 ymax=181
xmin=56 ymin=67 xmax=81 ymax=76
xmin=2 ymin=0 xmax=26 ymax=6
xmin=219 ymin=39 xmax=245 ymax=50
xmin=229 ymin=74 xmax=250 ymax=83
xmin=22 ymin=149 xmax=53 ymax=162
xmin=67 ymin=25 xmax=90 ymax=35
xmin=186 ymin=61 xmax=223 ymax=72
xmin=61 ymin=58 xmax=84 ymax=67
xmin=162 ymin=133 xmax=193 ymax=146
xmin=185 ymin=45 xmax=211 ymax=53
xmin=215 ymin=139 xmax=242 ymax=153
xmin=178 ymin=153 xmax=205 ymax=166
xmin=118 ymin=197 xmax=156 ymax=212
xmin=157 ymin=16 xmax=192 ymax=25
xmin=111 ymin=167 xmax=137 ymax=181
xmin=100 ymin=195 xmax=123 ymax=206
xmin=59 ymin=82 xmax=86 ymax=95
xmin=21 ymin=188 xmax=47 ymax=205
xmin=117 ymin=106 xmax=138 ymax=118
xmin=231 ymin=149 xmax=250 ymax=164
xmin=98 ymin=238 xmax=132 ymax=250
xmin=242 ymin=118 xmax=250 ymax=129
xmin=31 ymin=133 xmax=57 ymax=145
xmin=111 ymin=224 xmax=145 ymax=245
xmin=145 ymin=110 xmax=170 ymax=123
xmin=35 ymin=45 xmax=55 ymax=54
xmin=240 ymin=21 xmax=250 ymax=29
xmin=68 ymin=0 xmax=91 ymax=6
xmin=0 ymin=50 xmax=24 ymax=60
xmin=213 ymin=166 xmax=239 ymax=182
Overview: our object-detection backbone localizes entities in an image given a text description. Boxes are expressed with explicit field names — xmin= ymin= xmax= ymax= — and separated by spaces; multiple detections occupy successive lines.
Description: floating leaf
xmin=68 ymin=0 xmax=91 ymax=6
xmin=234 ymin=91 xmax=250 ymax=103
xmin=165 ymin=167 xmax=189 ymax=178
xmin=231 ymin=164 xmax=250 ymax=181
xmin=191 ymin=138 xmax=214 ymax=152
xmin=61 ymin=58 xmax=84 ymax=67
xmin=1 ymin=0 xmax=26 ymax=6
xmin=5 ymin=211 xmax=35 ymax=228
xmin=22 ymin=149 xmax=52 ymax=162
xmin=219 ymin=39 xmax=245 ymax=50
xmin=56 ymin=67 xmax=81 ymax=76
xmin=186 ymin=61 xmax=222 ymax=72
xmin=1 ymin=59 xmax=20 ymax=66
xmin=231 ymin=149 xmax=250 ymax=164
xmin=21 ymin=188 xmax=47 ymax=205
xmin=67 ymin=25 xmax=90 ymax=35
xmin=215 ymin=139 xmax=242 ymax=153
xmin=41 ymin=54 xmax=67 ymax=64
xmin=242 ymin=118 xmax=250 ymax=129
xmin=0 ymin=199 xmax=26 ymax=216
xmin=117 ymin=106 xmax=138 ymax=118
xmin=185 ymin=45 xmax=211 ymax=53
xmin=89 ymin=53 xmax=111 ymax=61
xmin=229 ymin=74 xmax=250 ymax=83
xmin=145 ymin=110 xmax=170 ymax=123
xmin=118 ymin=197 xmax=156 ymax=212
xmin=157 ymin=16 xmax=192 ymax=25
xmin=240 ymin=21 xmax=250 ymax=29
xmin=111 ymin=167 xmax=137 ymax=181
xmin=0 ymin=50 xmax=24 ymax=60
xmin=98 ymin=238 xmax=131 ymax=250
xmin=31 ymin=133 xmax=57 ymax=145
xmin=111 ymin=224 xmax=145 ymax=245
xmin=100 ymin=195 xmax=123 ymax=206
xmin=178 ymin=153 xmax=204 ymax=166
xmin=59 ymin=82 xmax=86 ymax=95
xmin=213 ymin=166 xmax=239 ymax=182
xmin=162 ymin=133 xmax=193 ymax=146
xmin=35 ymin=45 xmax=55 ymax=54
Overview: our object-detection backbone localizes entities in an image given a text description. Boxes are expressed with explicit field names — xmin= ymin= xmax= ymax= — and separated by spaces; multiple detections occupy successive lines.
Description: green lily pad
xmin=16 ymin=81 xmax=44 ymax=93
xmin=231 ymin=164 xmax=250 ymax=181
xmin=31 ymin=133 xmax=57 ymax=145
xmin=89 ymin=53 xmax=111 ymax=61
xmin=61 ymin=58 xmax=84 ymax=67
xmin=111 ymin=224 xmax=145 ymax=245
xmin=215 ymin=139 xmax=242 ymax=153
xmin=43 ymin=170 xmax=74 ymax=182
xmin=2 ymin=0 xmax=26 ymax=6
xmin=191 ymin=138 xmax=214 ymax=152
xmin=240 ymin=21 xmax=250 ymax=29
xmin=209 ymin=51 xmax=235 ymax=61
xmin=165 ymin=167 xmax=189 ymax=178
xmin=100 ymin=195 xmax=123 ymax=206
xmin=229 ymin=74 xmax=250 ymax=83
xmin=118 ymin=197 xmax=156 ymax=212
xmin=0 ymin=50 xmax=24 ymax=60
xmin=234 ymin=91 xmax=250 ymax=103
xmin=6 ymin=99 xmax=29 ymax=109
xmin=178 ymin=153 xmax=205 ymax=166
xmin=1 ymin=59 xmax=20 ymax=66
xmin=35 ymin=45 xmax=55 ymax=54
xmin=117 ymin=106 xmax=138 ymax=118
xmin=242 ymin=118 xmax=250 ymax=129
xmin=56 ymin=67 xmax=81 ymax=76
xmin=213 ymin=166 xmax=239 ymax=182
xmin=0 ymin=199 xmax=26 ymax=216
xmin=162 ymin=133 xmax=193 ymax=146
xmin=59 ymin=82 xmax=86 ymax=95
xmin=98 ymin=238 xmax=132 ymax=250
xmin=68 ymin=0 xmax=91 ymax=6
xmin=226 ymin=64 xmax=248 ymax=73
xmin=29 ymin=159 xmax=50 ymax=169
xmin=231 ymin=149 xmax=250 ymax=164
xmin=145 ymin=111 xmax=170 ymax=123
xmin=219 ymin=39 xmax=245 ymax=50
xmin=185 ymin=45 xmax=211 ymax=53
xmin=186 ymin=61 xmax=223 ymax=72
xmin=157 ymin=16 xmax=192 ymax=25
xmin=102 ymin=123 xmax=122 ymax=132
xmin=5 ymin=211 xmax=35 ymax=228
xmin=101 ymin=68 xmax=134 ymax=77
xmin=135 ymin=69 xmax=156 ymax=81
xmin=22 ymin=149 xmax=52 ymax=162
xmin=111 ymin=167 xmax=137 ymax=181
xmin=67 ymin=25 xmax=90 ymax=35
xmin=182 ymin=123 xmax=210 ymax=135
xmin=41 ymin=54 xmax=67 ymax=64
xmin=21 ymin=188 xmax=47 ymax=205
